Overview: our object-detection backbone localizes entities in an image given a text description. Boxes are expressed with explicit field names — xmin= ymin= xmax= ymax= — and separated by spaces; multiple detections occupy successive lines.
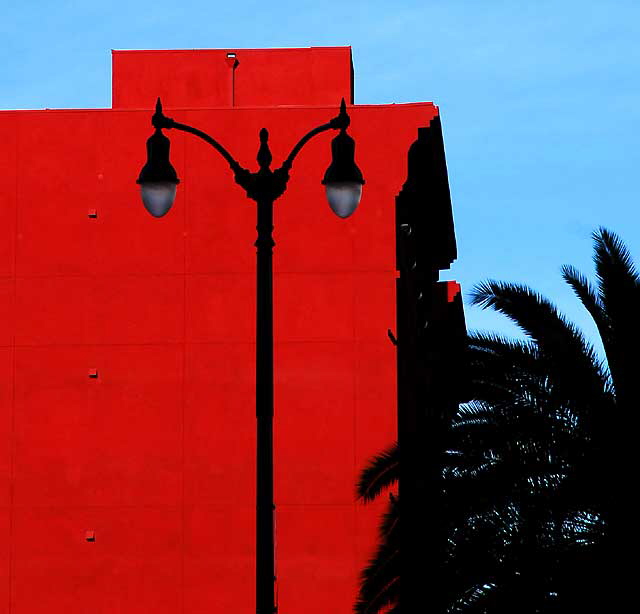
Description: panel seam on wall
xmin=7 ymin=110 xmax=19 ymax=614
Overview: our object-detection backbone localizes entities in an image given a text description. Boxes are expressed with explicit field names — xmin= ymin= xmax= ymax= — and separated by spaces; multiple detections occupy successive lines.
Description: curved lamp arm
xmin=279 ymin=122 xmax=333 ymax=173
xmin=279 ymin=98 xmax=351 ymax=174
xmin=152 ymin=98 xmax=246 ymax=175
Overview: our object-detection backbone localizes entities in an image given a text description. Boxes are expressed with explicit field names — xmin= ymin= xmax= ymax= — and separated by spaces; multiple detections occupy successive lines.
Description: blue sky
xmin=2 ymin=0 xmax=639 ymax=347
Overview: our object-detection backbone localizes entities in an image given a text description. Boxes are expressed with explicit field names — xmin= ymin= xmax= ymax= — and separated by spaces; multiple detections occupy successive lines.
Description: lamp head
xmin=137 ymin=124 xmax=180 ymax=218
xmin=322 ymin=106 xmax=364 ymax=218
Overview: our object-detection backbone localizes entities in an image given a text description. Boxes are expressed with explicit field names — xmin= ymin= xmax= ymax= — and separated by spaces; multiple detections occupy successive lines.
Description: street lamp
xmin=137 ymin=98 xmax=363 ymax=218
xmin=137 ymin=98 xmax=364 ymax=614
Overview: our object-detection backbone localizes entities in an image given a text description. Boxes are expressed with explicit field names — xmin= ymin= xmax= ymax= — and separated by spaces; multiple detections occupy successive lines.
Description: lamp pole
xmin=137 ymin=98 xmax=364 ymax=614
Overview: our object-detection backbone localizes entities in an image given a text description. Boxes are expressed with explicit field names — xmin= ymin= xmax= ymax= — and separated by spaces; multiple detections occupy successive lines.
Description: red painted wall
xmin=112 ymin=47 xmax=354 ymax=109
xmin=0 ymin=48 xmax=441 ymax=614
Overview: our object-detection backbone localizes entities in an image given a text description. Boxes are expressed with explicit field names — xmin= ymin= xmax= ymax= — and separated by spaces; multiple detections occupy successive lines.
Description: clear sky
xmin=2 ymin=0 xmax=638 ymax=347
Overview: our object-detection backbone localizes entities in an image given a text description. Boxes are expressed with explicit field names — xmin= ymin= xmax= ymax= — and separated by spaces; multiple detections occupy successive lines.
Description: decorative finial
xmin=329 ymin=98 xmax=350 ymax=131
xmin=152 ymin=97 xmax=166 ymax=130
xmin=257 ymin=128 xmax=272 ymax=171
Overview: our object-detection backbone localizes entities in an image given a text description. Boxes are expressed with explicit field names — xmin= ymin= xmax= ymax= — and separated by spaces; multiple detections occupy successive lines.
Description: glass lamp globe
xmin=137 ymin=126 xmax=180 ymax=218
xmin=325 ymin=182 xmax=363 ymax=218
xmin=322 ymin=122 xmax=364 ymax=219
xmin=140 ymin=182 xmax=177 ymax=218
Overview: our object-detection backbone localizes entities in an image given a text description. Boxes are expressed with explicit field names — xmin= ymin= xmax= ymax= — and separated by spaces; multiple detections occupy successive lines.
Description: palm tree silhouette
xmin=355 ymin=228 xmax=637 ymax=613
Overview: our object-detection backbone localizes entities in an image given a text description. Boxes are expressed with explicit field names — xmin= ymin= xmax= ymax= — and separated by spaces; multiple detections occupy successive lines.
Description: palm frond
xmin=469 ymin=282 xmax=594 ymax=365
xmin=448 ymin=583 xmax=497 ymax=613
xmin=591 ymin=227 xmax=640 ymax=405
xmin=470 ymin=280 xmax=610 ymax=417
xmin=561 ymin=264 xmax=609 ymax=337
xmin=593 ymin=227 xmax=639 ymax=293
xmin=357 ymin=442 xmax=399 ymax=502
xmin=355 ymin=518 xmax=399 ymax=614
xmin=378 ymin=493 xmax=399 ymax=540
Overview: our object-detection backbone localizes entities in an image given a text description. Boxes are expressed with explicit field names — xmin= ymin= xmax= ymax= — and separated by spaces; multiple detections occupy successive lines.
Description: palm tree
xmin=470 ymin=228 xmax=638 ymax=611
xmin=355 ymin=228 xmax=638 ymax=613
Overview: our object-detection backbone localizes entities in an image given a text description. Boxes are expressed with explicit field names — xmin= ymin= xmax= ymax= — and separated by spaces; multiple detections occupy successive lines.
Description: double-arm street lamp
xmin=137 ymin=98 xmax=364 ymax=614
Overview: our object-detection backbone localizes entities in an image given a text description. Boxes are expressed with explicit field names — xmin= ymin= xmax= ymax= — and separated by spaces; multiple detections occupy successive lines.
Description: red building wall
xmin=0 ymin=47 xmax=441 ymax=614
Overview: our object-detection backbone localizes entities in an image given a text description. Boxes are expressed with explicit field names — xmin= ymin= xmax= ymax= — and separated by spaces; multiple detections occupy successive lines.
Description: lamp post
xmin=137 ymin=98 xmax=364 ymax=614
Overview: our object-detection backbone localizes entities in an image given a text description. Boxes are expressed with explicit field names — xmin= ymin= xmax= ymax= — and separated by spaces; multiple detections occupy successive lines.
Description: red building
xmin=0 ymin=47 xmax=451 ymax=614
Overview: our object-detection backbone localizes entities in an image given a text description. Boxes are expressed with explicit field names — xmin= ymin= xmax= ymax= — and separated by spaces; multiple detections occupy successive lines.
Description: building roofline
xmin=0 ymin=101 xmax=438 ymax=114
xmin=111 ymin=46 xmax=352 ymax=54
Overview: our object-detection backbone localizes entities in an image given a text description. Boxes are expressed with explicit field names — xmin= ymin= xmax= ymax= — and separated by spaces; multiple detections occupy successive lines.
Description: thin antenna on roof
xmin=226 ymin=52 xmax=239 ymax=107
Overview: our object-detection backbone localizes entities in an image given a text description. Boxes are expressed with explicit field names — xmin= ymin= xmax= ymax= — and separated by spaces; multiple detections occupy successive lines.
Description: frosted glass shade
xmin=325 ymin=182 xmax=362 ymax=218
xmin=140 ymin=182 xmax=177 ymax=218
